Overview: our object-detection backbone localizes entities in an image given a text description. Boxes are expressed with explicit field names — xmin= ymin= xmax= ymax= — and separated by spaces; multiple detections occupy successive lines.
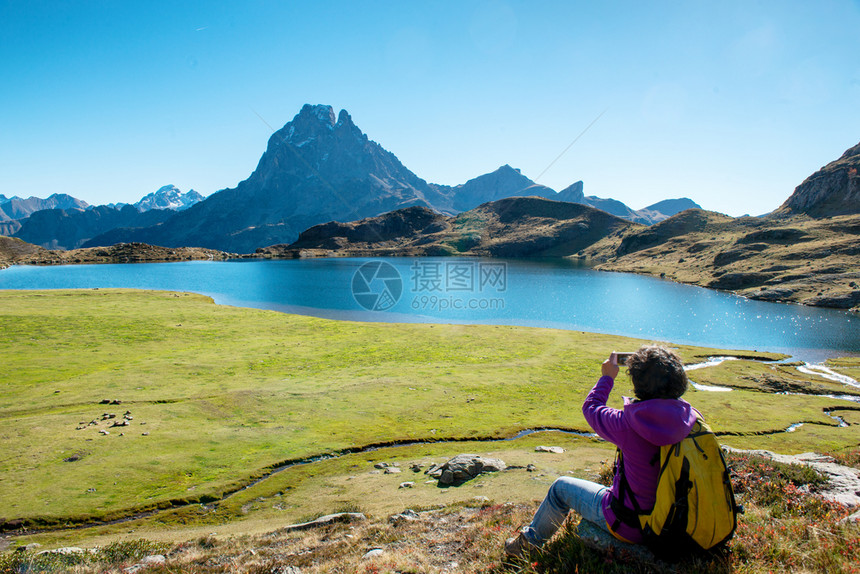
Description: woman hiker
xmin=505 ymin=345 xmax=698 ymax=557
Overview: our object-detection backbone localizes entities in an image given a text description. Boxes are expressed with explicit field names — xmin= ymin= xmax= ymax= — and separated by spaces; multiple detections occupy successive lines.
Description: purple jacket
xmin=582 ymin=375 xmax=697 ymax=543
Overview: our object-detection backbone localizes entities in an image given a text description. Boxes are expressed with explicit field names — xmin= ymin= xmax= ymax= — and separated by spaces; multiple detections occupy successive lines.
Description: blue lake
xmin=0 ymin=257 xmax=857 ymax=362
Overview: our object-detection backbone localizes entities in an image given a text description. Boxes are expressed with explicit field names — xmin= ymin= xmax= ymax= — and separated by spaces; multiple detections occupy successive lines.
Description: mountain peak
xmin=776 ymin=139 xmax=860 ymax=217
xmin=135 ymin=186 xmax=204 ymax=212
xmin=336 ymin=109 xmax=354 ymax=128
xmin=299 ymin=104 xmax=336 ymax=128
xmin=839 ymin=141 xmax=860 ymax=161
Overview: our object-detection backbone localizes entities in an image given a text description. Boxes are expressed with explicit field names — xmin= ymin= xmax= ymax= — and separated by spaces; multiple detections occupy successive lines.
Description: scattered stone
xmin=63 ymin=454 xmax=81 ymax=462
xmin=526 ymin=464 xmax=537 ymax=472
xmin=389 ymin=509 xmax=420 ymax=525
xmin=273 ymin=567 xmax=303 ymax=574
xmin=35 ymin=547 xmax=84 ymax=556
xmin=373 ymin=462 xmax=388 ymax=469
xmin=99 ymin=430 xmax=110 ymax=435
xmin=535 ymin=446 xmax=565 ymax=454
xmin=384 ymin=467 xmax=401 ymax=474
xmin=398 ymin=481 xmax=414 ymax=489
xmin=101 ymin=413 xmax=116 ymax=420
xmin=362 ymin=548 xmax=384 ymax=560
xmin=841 ymin=509 xmax=860 ymax=524
xmin=410 ymin=463 xmax=424 ymax=472
xmin=15 ymin=543 xmax=41 ymax=552
xmin=141 ymin=432 xmax=149 ymax=436
xmin=472 ymin=496 xmax=490 ymax=503
xmin=110 ymin=420 xmax=130 ymax=427
xmin=274 ymin=512 xmax=366 ymax=534
xmin=426 ymin=454 xmax=506 ymax=485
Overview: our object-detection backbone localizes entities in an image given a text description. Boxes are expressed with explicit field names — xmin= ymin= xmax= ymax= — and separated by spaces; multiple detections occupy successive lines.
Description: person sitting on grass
xmin=505 ymin=345 xmax=697 ymax=558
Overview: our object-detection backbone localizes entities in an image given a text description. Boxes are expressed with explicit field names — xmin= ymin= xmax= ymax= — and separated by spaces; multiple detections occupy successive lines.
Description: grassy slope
xmin=594 ymin=211 xmax=860 ymax=310
xmin=1 ymin=289 xmax=857 ymax=543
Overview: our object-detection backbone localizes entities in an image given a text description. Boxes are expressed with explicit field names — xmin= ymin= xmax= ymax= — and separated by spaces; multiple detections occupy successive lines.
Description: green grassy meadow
xmin=1 ymin=289 xmax=858 ymax=548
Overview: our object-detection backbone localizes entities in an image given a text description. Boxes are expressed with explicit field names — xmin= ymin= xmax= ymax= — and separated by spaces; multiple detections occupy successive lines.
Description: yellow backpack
xmin=610 ymin=415 xmax=741 ymax=555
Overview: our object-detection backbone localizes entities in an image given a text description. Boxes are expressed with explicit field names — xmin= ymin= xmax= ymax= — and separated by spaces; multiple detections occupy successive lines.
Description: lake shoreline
xmin=3 ymin=240 xmax=858 ymax=314
xmin=2 ymin=256 xmax=859 ymax=363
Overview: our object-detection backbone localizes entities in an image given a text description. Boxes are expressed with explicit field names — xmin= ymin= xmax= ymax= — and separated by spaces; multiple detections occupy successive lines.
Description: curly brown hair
xmin=626 ymin=345 xmax=688 ymax=400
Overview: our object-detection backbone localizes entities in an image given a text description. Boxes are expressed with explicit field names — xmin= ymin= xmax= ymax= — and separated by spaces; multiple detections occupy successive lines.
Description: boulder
xmin=275 ymin=512 xmax=366 ymax=534
xmin=575 ymin=520 xmax=657 ymax=565
xmin=426 ymin=454 xmax=506 ymax=485
xmin=535 ymin=446 xmax=565 ymax=454
xmin=362 ymin=548 xmax=385 ymax=560
xmin=389 ymin=509 xmax=420 ymax=525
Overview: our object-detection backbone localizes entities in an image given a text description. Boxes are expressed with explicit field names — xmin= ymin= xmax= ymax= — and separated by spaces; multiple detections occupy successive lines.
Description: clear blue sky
xmin=2 ymin=1 xmax=859 ymax=216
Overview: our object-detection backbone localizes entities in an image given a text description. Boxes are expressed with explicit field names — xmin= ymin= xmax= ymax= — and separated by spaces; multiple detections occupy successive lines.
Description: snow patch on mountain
xmin=134 ymin=186 xmax=204 ymax=212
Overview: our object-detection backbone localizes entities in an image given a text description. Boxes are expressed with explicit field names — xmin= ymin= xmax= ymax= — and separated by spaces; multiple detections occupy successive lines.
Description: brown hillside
xmin=0 ymin=236 xmax=47 ymax=267
xmin=774 ymin=140 xmax=860 ymax=217
xmin=598 ymin=212 xmax=860 ymax=309
xmin=258 ymin=197 xmax=639 ymax=259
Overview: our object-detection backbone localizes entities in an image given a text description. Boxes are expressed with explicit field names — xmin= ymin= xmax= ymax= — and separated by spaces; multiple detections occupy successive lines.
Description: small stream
xmin=684 ymin=355 xmax=858 ymax=433
xmin=6 ymin=356 xmax=858 ymax=538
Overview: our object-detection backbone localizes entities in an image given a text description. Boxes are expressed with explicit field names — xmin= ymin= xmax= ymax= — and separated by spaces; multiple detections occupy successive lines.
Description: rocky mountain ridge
xmin=0 ymin=193 xmax=88 ymax=222
xmin=68 ymin=104 xmax=700 ymax=252
xmin=1 ymin=187 xmax=205 ymax=250
xmin=775 ymin=141 xmax=860 ymax=217
xmin=12 ymin=205 xmax=176 ymax=250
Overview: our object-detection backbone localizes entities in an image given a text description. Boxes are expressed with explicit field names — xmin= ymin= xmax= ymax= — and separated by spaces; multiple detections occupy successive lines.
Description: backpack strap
xmin=608 ymin=448 xmax=646 ymax=532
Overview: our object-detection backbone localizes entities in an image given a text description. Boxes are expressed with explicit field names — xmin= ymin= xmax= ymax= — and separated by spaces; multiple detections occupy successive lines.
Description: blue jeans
xmin=522 ymin=477 xmax=610 ymax=545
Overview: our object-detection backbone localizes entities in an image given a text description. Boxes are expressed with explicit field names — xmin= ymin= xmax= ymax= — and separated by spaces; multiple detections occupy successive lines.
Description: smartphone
xmin=614 ymin=352 xmax=634 ymax=365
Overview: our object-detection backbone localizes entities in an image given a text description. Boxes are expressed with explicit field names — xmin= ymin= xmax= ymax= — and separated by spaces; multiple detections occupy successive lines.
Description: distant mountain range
xmin=2 ymin=138 xmax=857 ymax=310
xmin=264 ymin=139 xmax=859 ymax=310
xmin=3 ymin=104 xmax=700 ymax=253
xmin=0 ymin=193 xmax=88 ymax=222
xmin=0 ymin=186 xmax=205 ymax=249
